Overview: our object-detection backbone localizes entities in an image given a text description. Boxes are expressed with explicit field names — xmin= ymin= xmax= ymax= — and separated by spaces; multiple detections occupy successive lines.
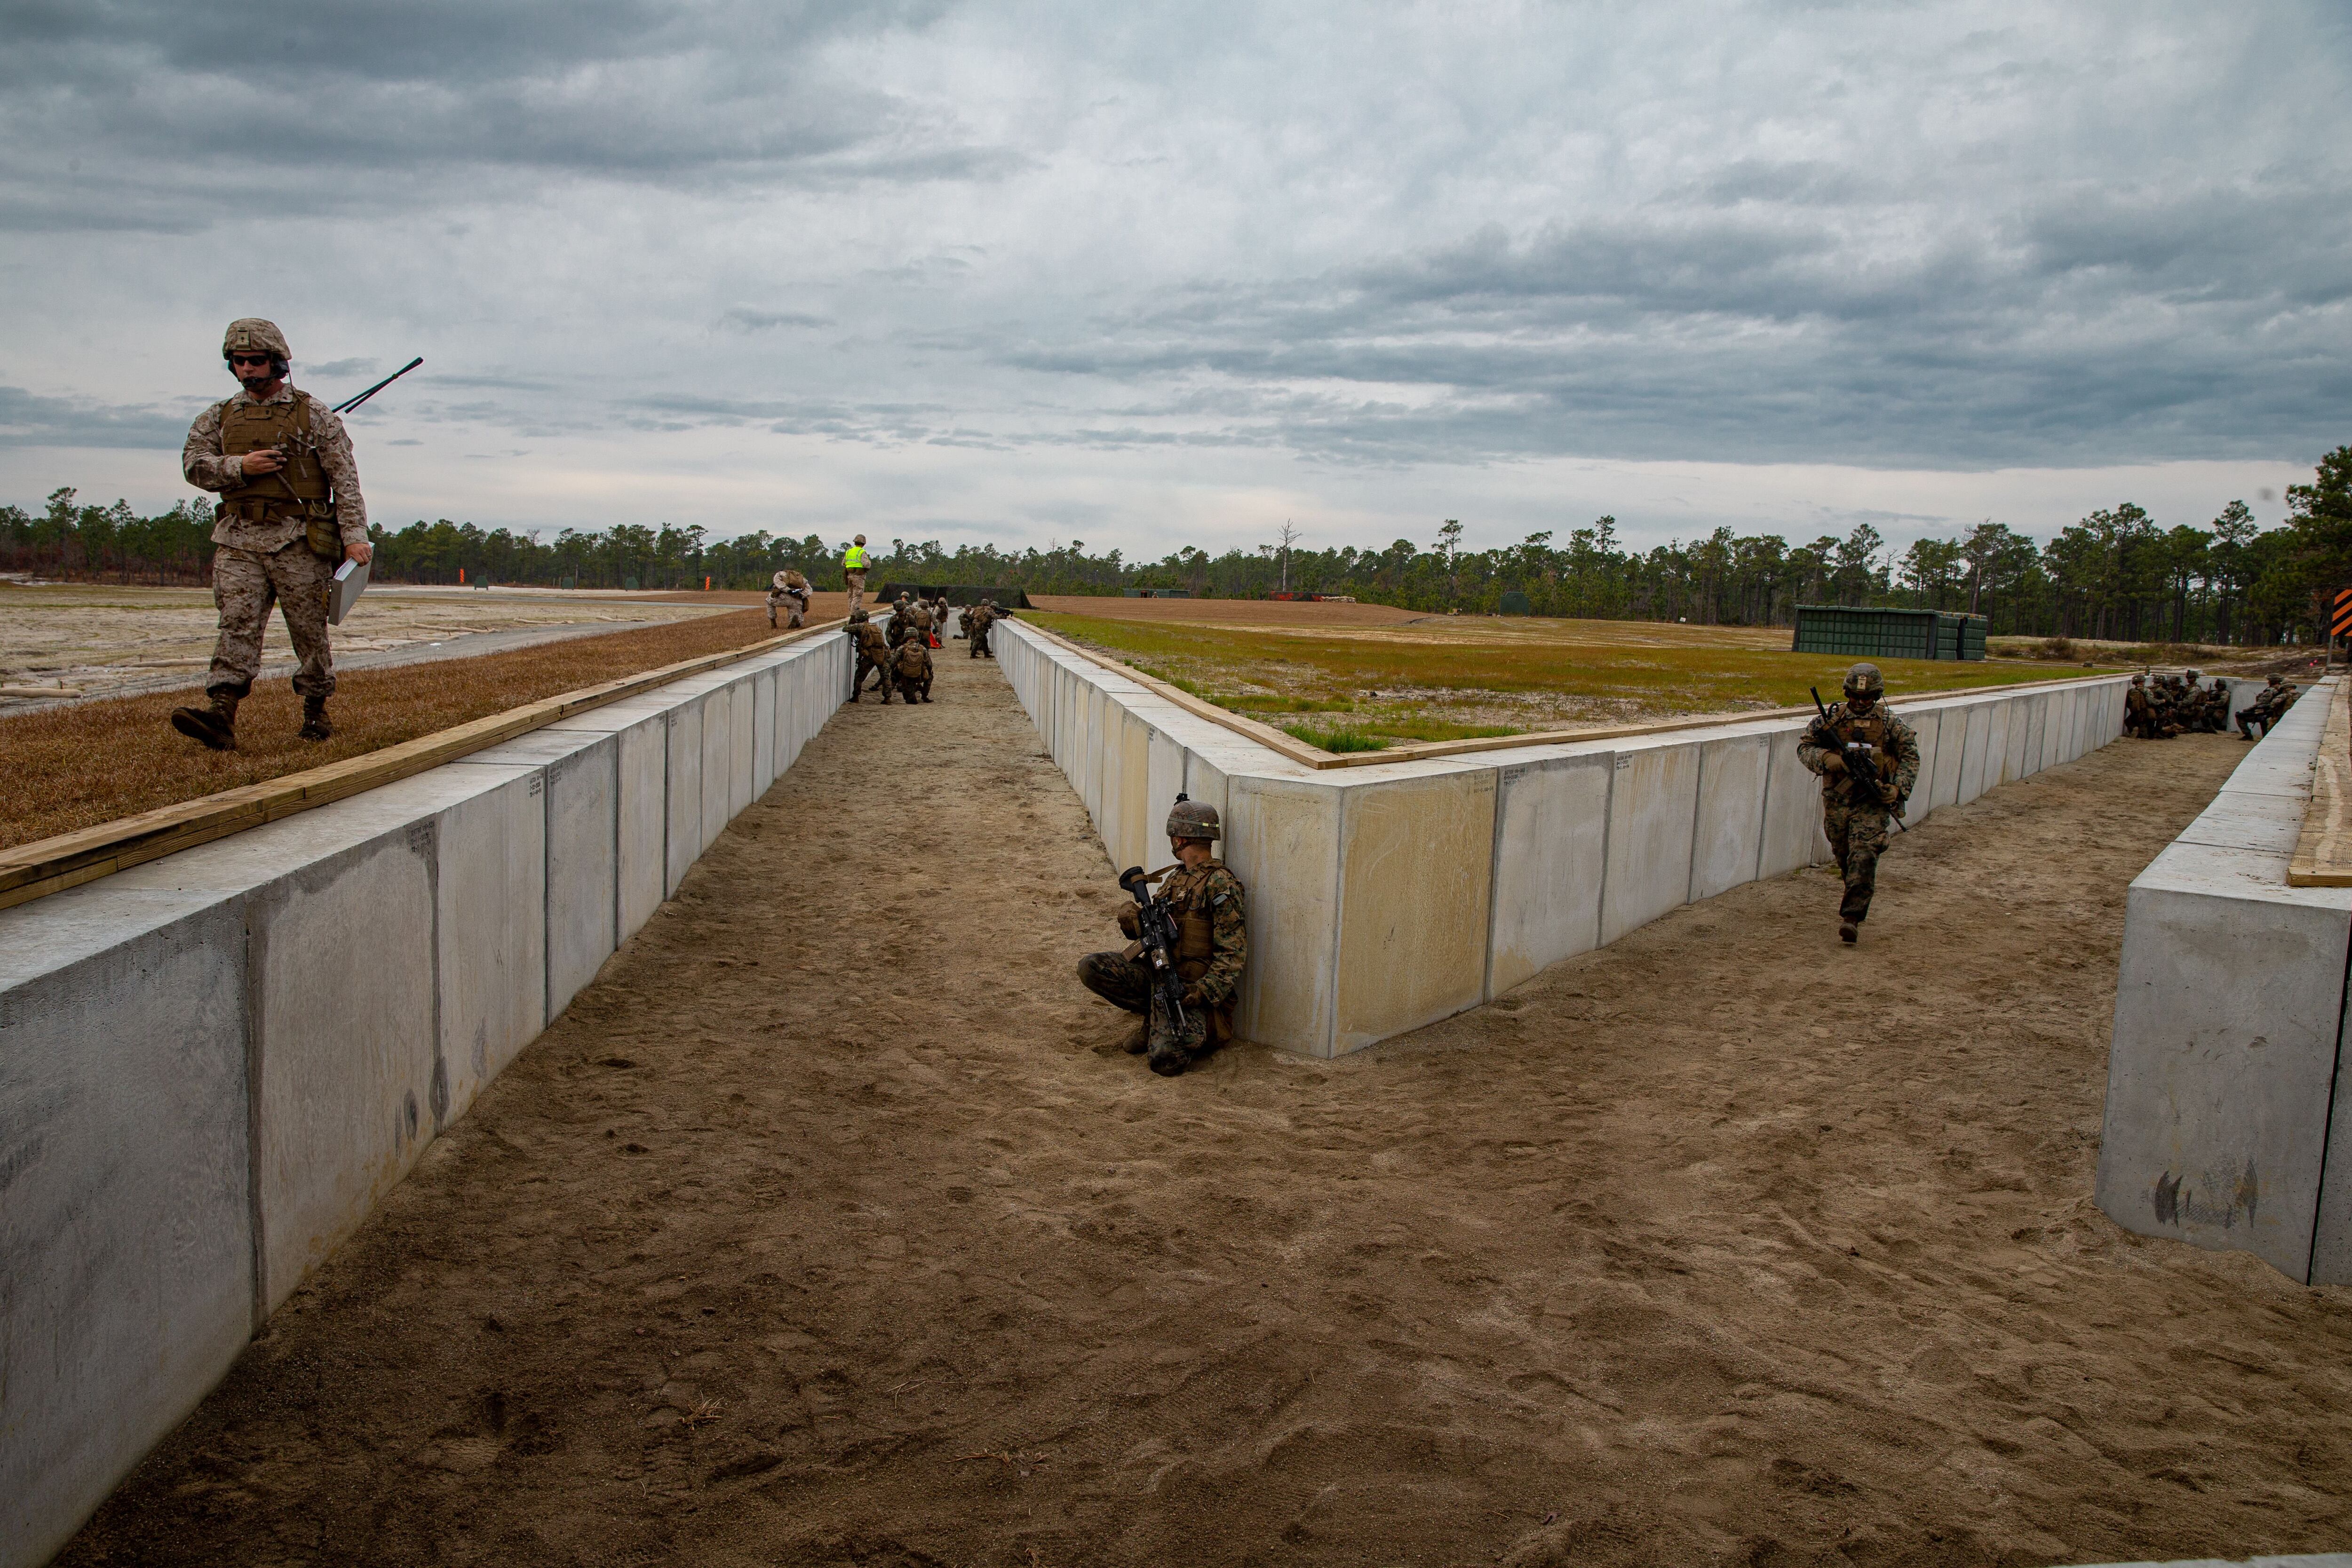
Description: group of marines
xmin=2124 ymin=670 xmax=2298 ymax=742
xmin=841 ymin=589 xmax=1005 ymax=704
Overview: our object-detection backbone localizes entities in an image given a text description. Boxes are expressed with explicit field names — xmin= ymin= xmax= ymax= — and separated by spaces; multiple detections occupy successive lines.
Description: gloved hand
xmin=1181 ymin=984 xmax=1204 ymax=1007
xmin=1117 ymin=904 xmax=1142 ymax=939
xmin=1820 ymin=751 xmax=1845 ymax=775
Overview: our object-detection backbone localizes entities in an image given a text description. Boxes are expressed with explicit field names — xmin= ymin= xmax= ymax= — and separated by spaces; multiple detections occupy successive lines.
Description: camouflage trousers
xmin=766 ymin=591 xmax=805 ymax=629
xmin=207 ymin=542 xmax=336 ymax=701
xmin=1076 ymin=951 xmax=1208 ymax=1057
xmin=844 ymin=571 xmax=866 ymax=615
xmin=1823 ymin=801 xmax=1894 ymax=924
xmin=970 ymin=626 xmax=992 ymax=659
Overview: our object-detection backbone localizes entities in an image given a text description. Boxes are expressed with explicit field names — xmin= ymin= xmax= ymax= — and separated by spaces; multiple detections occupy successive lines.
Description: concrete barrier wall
xmin=993 ymin=616 xmax=2129 ymax=1059
xmin=0 ymin=630 xmax=853 ymax=1568
xmin=2096 ymin=678 xmax=2352 ymax=1286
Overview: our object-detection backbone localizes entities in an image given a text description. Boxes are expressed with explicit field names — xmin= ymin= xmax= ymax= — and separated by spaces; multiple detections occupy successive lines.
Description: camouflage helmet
xmin=2131 ymin=673 xmax=2145 ymax=685
xmin=854 ymin=533 xmax=866 ymax=545
xmin=849 ymin=607 xmax=869 ymax=623
xmin=1166 ymin=794 xmax=1221 ymax=843
xmin=2184 ymin=669 xmax=2201 ymax=682
xmin=771 ymin=570 xmax=793 ymax=591
xmin=222 ymin=317 xmax=290 ymax=362
xmin=1842 ymin=662 xmax=1885 ymax=700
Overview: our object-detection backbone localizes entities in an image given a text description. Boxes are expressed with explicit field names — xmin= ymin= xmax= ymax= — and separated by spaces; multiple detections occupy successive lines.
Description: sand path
xmin=60 ymin=659 xmax=2352 ymax=1568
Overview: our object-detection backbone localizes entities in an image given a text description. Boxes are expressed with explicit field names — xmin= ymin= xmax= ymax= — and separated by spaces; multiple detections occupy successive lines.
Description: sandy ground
xmin=59 ymin=671 xmax=2352 ymax=1568
xmin=0 ymin=584 xmax=748 ymax=708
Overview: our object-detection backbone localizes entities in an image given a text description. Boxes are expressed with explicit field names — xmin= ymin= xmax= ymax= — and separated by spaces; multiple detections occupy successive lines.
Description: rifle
xmin=332 ymin=358 xmax=423 ymax=415
xmin=1118 ymin=864 xmax=1189 ymax=1041
xmin=1810 ymin=687 xmax=1906 ymax=833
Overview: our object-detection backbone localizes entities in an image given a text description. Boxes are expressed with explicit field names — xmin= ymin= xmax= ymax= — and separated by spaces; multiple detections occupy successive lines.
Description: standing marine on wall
xmin=843 ymin=535 xmax=870 ymax=615
xmin=1076 ymin=798 xmax=1248 ymax=1077
xmin=173 ymin=317 xmax=374 ymax=750
xmin=1798 ymin=662 xmax=1921 ymax=946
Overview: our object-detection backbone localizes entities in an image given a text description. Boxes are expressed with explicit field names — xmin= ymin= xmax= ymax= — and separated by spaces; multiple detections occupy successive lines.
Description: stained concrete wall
xmin=0 ymin=630 xmax=853 ymax=1568
xmin=991 ymin=616 xmax=2130 ymax=1061
xmin=2096 ymin=679 xmax=2352 ymax=1286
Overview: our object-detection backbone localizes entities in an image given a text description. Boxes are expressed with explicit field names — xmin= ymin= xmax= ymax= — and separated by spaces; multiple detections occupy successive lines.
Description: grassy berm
xmin=1031 ymin=609 xmax=2119 ymax=751
xmin=0 ymin=610 xmax=793 ymax=852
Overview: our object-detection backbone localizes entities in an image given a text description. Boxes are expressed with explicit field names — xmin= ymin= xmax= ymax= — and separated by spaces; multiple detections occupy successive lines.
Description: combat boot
xmin=1120 ymin=1019 xmax=1151 ymax=1055
xmin=298 ymin=698 xmax=333 ymax=741
xmin=1147 ymin=1043 xmax=1190 ymax=1077
xmin=169 ymin=693 xmax=238 ymax=751
xmin=1839 ymin=920 xmax=1859 ymax=945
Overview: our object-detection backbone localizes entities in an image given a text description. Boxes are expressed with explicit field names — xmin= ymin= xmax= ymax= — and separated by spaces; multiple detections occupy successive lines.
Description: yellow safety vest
xmin=844 ymin=545 xmax=868 ymax=571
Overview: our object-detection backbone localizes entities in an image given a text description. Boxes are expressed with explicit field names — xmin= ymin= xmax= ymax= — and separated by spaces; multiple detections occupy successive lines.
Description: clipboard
xmin=328 ymin=557 xmax=370 ymax=625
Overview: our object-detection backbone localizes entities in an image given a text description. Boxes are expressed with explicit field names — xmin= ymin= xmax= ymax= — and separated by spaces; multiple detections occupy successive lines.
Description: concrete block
xmin=665 ymin=700 xmax=702 ymax=898
xmin=1146 ymin=728 xmax=1185 ymax=866
xmin=2001 ymin=695 xmax=2031 ymax=784
xmin=1760 ymin=729 xmax=1831 ymax=876
xmin=1333 ymin=767 xmax=1497 ymax=1054
xmin=1690 ymin=733 xmax=1771 ymax=902
xmin=2036 ymin=691 xmax=2063 ymax=774
xmin=1982 ymin=698 xmax=2011 ymax=790
xmin=545 ymin=733 xmax=619 ymax=1018
xmin=1601 ymin=741 xmax=1702 ymax=945
xmin=1117 ymin=707 xmax=1152 ymax=873
xmin=728 ymin=678 xmax=754 ymax=821
xmin=432 ymin=767 xmax=547 ymax=1118
xmin=2098 ymin=852 xmax=2352 ymax=1282
xmin=1225 ymin=775 xmax=1342 ymax=1056
xmin=1903 ymin=708 xmax=1941 ymax=825
xmin=753 ymin=668 xmax=777 ymax=797
xmin=1924 ymin=704 xmax=1966 ymax=812
xmin=245 ymin=828 xmax=441 ymax=1311
xmin=1487 ymin=752 xmax=1613 ymax=996
xmin=1956 ymin=703 xmax=1992 ymax=804
xmin=455 ymin=727 xmax=604 ymax=768
xmin=0 ymin=896 xmax=253 ymax=1568
xmin=616 ymin=714 xmax=667 ymax=939
xmin=699 ymin=689 xmax=730 ymax=855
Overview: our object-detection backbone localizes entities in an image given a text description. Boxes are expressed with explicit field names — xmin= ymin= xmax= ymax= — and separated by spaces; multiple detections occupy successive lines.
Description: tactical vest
xmin=218 ymin=396 xmax=338 ymax=555
xmin=894 ymin=639 xmax=930 ymax=677
xmin=1832 ymin=707 xmax=1896 ymax=785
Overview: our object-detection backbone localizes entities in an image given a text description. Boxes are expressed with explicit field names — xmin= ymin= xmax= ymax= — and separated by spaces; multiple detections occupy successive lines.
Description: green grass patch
xmin=1279 ymin=721 xmax=1390 ymax=752
xmin=1359 ymin=716 xmax=1524 ymax=742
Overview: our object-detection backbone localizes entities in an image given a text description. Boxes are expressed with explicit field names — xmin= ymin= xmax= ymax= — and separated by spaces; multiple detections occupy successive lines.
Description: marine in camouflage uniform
xmin=766 ymin=569 xmax=809 ymax=629
xmin=2122 ymin=675 xmax=2161 ymax=740
xmin=846 ymin=610 xmax=895 ymax=702
xmin=1797 ymin=662 xmax=1922 ymax=945
xmin=891 ymin=628 xmax=934 ymax=702
xmin=1077 ymin=797 xmax=1247 ymax=1077
xmin=173 ymin=318 xmax=371 ymax=748
xmin=968 ymin=600 xmax=997 ymax=659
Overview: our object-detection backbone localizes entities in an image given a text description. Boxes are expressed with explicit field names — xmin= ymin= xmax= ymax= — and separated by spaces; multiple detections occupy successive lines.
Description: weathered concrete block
xmin=753 ymin=668 xmax=777 ymax=796
xmin=1333 ymin=766 xmax=1496 ymax=1054
xmin=1999 ymin=695 xmax=2029 ymax=784
xmin=1761 ymin=730 xmax=1832 ymax=876
xmin=1600 ymin=741 xmax=1701 ymax=945
xmin=1924 ymin=702 xmax=1966 ymax=812
xmin=665 ymin=700 xmax=702 ymax=898
xmin=1226 ymin=775 xmax=1342 ymax=1056
xmin=1145 ymin=727 xmax=1185 ymax=853
xmin=544 ymin=734 xmax=619 ymax=1019
xmin=0 ymin=892 xmax=253 ymax=1568
xmin=728 ymin=678 xmax=754 ymax=821
xmin=1955 ymin=703 xmax=1992 ymax=804
xmin=2098 ymin=845 xmax=2352 ymax=1282
xmin=1690 ymin=733 xmax=1771 ymax=902
xmin=1116 ymin=707 xmax=1152 ymax=873
xmin=1903 ymin=708 xmax=1942 ymax=825
xmin=429 ymin=766 xmax=547 ymax=1118
xmin=1486 ymin=751 xmax=1612 ymax=995
xmin=699 ymin=688 xmax=731 ymax=856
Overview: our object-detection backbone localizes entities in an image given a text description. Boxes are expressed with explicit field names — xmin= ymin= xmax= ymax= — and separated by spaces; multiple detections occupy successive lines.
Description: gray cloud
xmin=0 ymin=386 xmax=201 ymax=450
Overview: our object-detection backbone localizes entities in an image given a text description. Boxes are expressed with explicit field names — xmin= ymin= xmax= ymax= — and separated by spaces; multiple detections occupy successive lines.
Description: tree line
xmin=8 ymin=445 xmax=2350 ymax=645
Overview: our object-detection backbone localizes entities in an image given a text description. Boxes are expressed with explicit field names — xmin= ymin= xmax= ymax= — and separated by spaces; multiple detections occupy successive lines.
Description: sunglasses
xmin=229 ymin=353 xmax=276 ymax=368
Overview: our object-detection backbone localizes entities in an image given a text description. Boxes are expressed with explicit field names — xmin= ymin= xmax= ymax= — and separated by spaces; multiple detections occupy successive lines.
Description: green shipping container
xmin=1792 ymin=605 xmax=1986 ymax=661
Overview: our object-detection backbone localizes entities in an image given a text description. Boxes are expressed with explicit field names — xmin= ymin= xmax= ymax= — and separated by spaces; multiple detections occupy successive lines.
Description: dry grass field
xmin=1028 ymin=607 xmax=2121 ymax=750
xmin=0 ymin=608 xmax=811 ymax=852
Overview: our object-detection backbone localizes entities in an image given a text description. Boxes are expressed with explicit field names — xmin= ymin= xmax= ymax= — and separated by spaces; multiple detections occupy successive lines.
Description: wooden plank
xmin=0 ymin=620 xmax=845 ymax=914
xmin=2288 ymin=677 xmax=2352 ymax=887
xmin=1016 ymin=617 xmax=2128 ymax=772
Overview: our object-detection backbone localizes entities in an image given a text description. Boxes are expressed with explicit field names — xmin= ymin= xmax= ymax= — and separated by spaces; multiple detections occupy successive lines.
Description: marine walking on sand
xmin=172 ymin=318 xmax=374 ymax=750
xmin=1797 ymin=662 xmax=1921 ymax=947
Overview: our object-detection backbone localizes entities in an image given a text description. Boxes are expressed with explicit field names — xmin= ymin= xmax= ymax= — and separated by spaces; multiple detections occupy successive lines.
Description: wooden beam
xmin=2288 ymin=677 xmax=2352 ymax=887
xmin=0 ymin=620 xmax=846 ymax=914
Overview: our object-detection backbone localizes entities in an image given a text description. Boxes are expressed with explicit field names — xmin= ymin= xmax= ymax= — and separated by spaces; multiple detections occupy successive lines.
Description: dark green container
xmin=1792 ymin=605 xmax=1986 ymax=661
xmin=1498 ymin=589 xmax=1533 ymax=616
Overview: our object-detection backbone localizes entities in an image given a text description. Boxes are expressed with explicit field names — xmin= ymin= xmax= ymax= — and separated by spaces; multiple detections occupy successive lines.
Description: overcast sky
xmin=2 ymin=1 xmax=2345 ymax=559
